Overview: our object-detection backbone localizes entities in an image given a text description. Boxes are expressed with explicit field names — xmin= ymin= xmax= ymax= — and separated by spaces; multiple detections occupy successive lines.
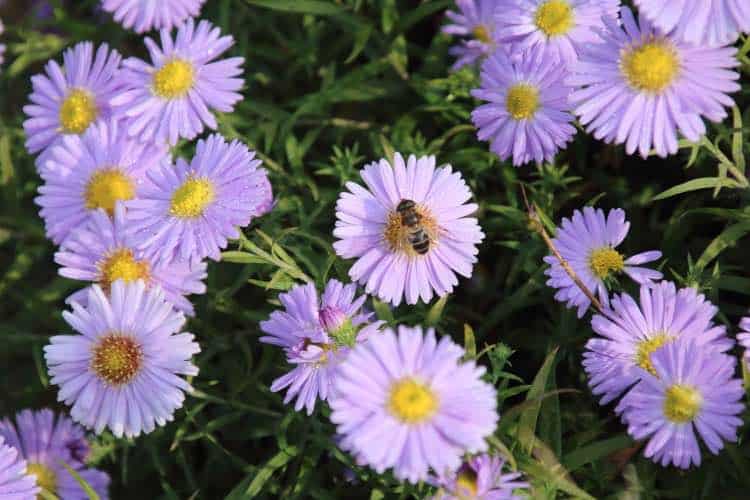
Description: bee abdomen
xmin=408 ymin=230 xmax=430 ymax=255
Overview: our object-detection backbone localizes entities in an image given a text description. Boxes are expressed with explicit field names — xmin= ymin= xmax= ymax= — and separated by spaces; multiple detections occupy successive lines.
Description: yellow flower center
xmin=84 ymin=169 xmax=136 ymax=215
xmin=153 ymin=59 xmax=195 ymax=99
xmin=99 ymin=248 xmax=150 ymax=290
xmin=455 ymin=469 xmax=479 ymax=498
xmin=170 ymin=177 xmax=215 ymax=218
xmin=588 ymin=247 xmax=625 ymax=279
xmin=27 ymin=462 xmax=58 ymax=496
xmin=535 ymin=0 xmax=574 ymax=37
xmin=634 ymin=334 xmax=673 ymax=376
xmin=387 ymin=378 xmax=438 ymax=424
xmin=506 ymin=84 xmax=540 ymax=121
xmin=663 ymin=384 xmax=702 ymax=423
xmin=473 ymin=24 xmax=492 ymax=44
xmin=59 ymin=89 xmax=98 ymax=134
xmin=621 ymin=41 xmax=680 ymax=93
xmin=91 ymin=334 xmax=143 ymax=386
xmin=383 ymin=204 xmax=438 ymax=257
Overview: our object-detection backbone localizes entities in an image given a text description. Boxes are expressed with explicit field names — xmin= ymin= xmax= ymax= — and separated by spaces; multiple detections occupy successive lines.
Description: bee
xmin=396 ymin=199 xmax=431 ymax=255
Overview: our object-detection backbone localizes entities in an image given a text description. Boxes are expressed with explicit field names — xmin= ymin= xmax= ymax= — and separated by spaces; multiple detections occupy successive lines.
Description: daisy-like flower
xmin=259 ymin=279 xmax=384 ymax=415
xmin=45 ymin=281 xmax=200 ymax=438
xmin=333 ymin=153 xmax=484 ymax=306
xmin=56 ymin=205 xmax=207 ymax=316
xmin=568 ymin=7 xmax=741 ymax=159
xmin=443 ymin=0 xmax=500 ymax=70
xmin=471 ymin=46 xmax=576 ymax=167
xmin=126 ymin=133 xmax=271 ymax=265
xmin=0 ymin=436 xmax=39 ymax=500
xmin=494 ymin=0 xmax=620 ymax=64
xmin=584 ymin=281 xmax=732 ymax=405
xmin=634 ymin=0 xmax=750 ymax=47
xmin=330 ymin=325 xmax=498 ymax=483
xmin=616 ymin=339 xmax=744 ymax=469
xmin=23 ymin=42 xmax=124 ymax=156
xmin=0 ymin=409 xmax=109 ymax=499
xmin=430 ymin=454 xmax=528 ymax=500
xmin=35 ymin=119 xmax=166 ymax=244
xmin=112 ymin=19 xmax=243 ymax=146
xmin=543 ymin=207 xmax=662 ymax=317
xmin=101 ymin=0 xmax=207 ymax=34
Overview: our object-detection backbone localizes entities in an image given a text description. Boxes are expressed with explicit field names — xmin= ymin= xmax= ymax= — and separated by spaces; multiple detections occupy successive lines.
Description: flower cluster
xmin=16 ymin=7 xmax=274 ymax=497
xmin=542 ymin=206 xmax=745 ymax=469
xmin=444 ymin=1 xmax=744 ymax=165
xmin=444 ymin=1 xmax=749 ymax=470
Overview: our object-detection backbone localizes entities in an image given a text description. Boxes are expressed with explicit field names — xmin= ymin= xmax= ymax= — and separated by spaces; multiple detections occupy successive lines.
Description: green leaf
xmin=243 ymin=0 xmax=349 ymax=16
xmin=520 ymin=439 xmax=594 ymax=500
xmin=651 ymin=177 xmax=741 ymax=201
xmin=425 ymin=295 xmax=448 ymax=327
xmin=517 ymin=348 xmax=559 ymax=453
xmin=696 ymin=221 xmax=750 ymax=271
xmin=59 ymin=462 xmax=101 ymax=500
xmin=732 ymin=105 xmax=745 ymax=172
xmin=372 ymin=299 xmax=395 ymax=324
xmin=463 ymin=324 xmax=477 ymax=360
xmin=562 ymin=434 xmax=634 ymax=472
xmin=225 ymin=446 xmax=299 ymax=499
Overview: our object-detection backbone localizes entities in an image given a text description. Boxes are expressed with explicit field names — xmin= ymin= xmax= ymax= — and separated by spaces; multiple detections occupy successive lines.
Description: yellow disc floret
xmin=535 ymin=0 xmax=574 ymax=37
xmin=84 ymin=169 xmax=136 ymax=215
xmin=99 ymin=248 xmax=150 ymax=290
xmin=588 ymin=247 xmax=625 ymax=279
xmin=170 ymin=177 xmax=215 ymax=218
xmin=455 ymin=468 xmax=479 ymax=497
xmin=506 ymin=84 xmax=540 ymax=121
xmin=621 ymin=41 xmax=680 ymax=93
xmin=663 ymin=384 xmax=702 ymax=423
xmin=153 ymin=59 xmax=196 ymax=99
xmin=27 ymin=462 xmax=58 ymax=496
xmin=634 ymin=334 xmax=673 ymax=376
xmin=59 ymin=89 xmax=98 ymax=134
xmin=387 ymin=378 xmax=438 ymax=424
xmin=473 ymin=24 xmax=492 ymax=44
xmin=92 ymin=334 xmax=143 ymax=386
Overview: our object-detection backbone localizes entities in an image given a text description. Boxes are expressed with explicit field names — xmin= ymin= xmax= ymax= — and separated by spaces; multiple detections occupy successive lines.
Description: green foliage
xmin=1 ymin=1 xmax=750 ymax=498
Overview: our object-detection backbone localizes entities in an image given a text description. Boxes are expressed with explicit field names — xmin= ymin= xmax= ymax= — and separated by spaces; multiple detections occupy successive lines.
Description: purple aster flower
xmin=494 ymin=0 xmax=620 ymax=64
xmin=616 ymin=339 xmax=744 ymax=469
xmin=329 ymin=325 xmax=498 ymax=483
xmin=634 ymin=0 xmax=750 ymax=47
xmin=45 ymin=281 xmax=201 ymax=438
xmin=584 ymin=281 xmax=732 ymax=405
xmin=125 ymin=133 xmax=271 ymax=265
xmin=23 ymin=41 xmax=124 ymax=157
xmin=0 ymin=436 xmax=39 ymax=500
xmin=568 ymin=7 xmax=741 ymax=159
xmin=35 ymin=118 xmax=166 ymax=244
xmin=101 ymin=0 xmax=207 ymax=34
xmin=333 ymin=153 xmax=484 ymax=306
xmin=443 ymin=0 xmax=500 ymax=70
xmin=0 ymin=409 xmax=109 ymax=499
xmin=55 ymin=204 xmax=207 ymax=316
xmin=112 ymin=19 xmax=243 ymax=146
xmin=259 ymin=279 xmax=384 ymax=415
xmin=543 ymin=207 xmax=662 ymax=317
xmin=430 ymin=454 xmax=528 ymax=500
xmin=471 ymin=46 xmax=576 ymax=167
